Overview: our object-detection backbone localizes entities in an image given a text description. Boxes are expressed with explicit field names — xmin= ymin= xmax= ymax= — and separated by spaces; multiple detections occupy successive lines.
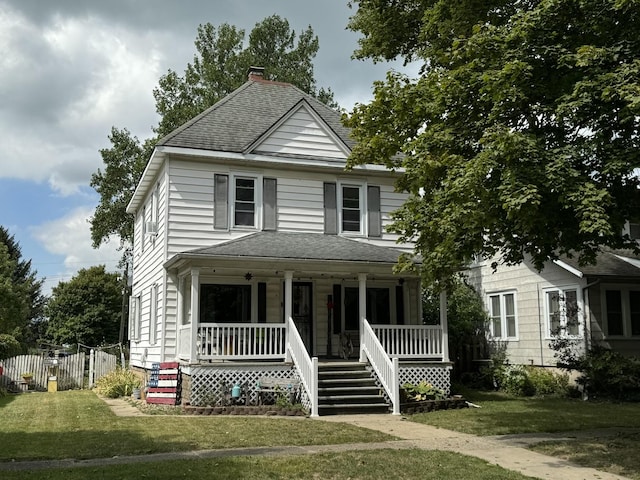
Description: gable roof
xmin=164 ymin=232 xmax=415 ymax=270
xmin=127 ymin=77 xmax=357 ymax=214
xmin=554 ymin=249 xmax=640 ymax=278
xmin=157 ymin=78 xmax=354 ymax=153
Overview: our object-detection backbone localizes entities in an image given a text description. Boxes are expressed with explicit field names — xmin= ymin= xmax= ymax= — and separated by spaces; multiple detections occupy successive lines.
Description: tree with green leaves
xmin=91 ymin=15 xmax=335 ymax=253
xmin=45 ymin=265 xmax=122 ymax=347
xmin=0 ymin=226 xmax=45 ymax=354
xmin=345 ymin=0 xmax=640 ymax=288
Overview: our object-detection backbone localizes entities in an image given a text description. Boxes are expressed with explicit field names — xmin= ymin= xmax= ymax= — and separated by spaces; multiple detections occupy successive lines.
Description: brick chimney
xmin=248 ymin=66 xmax=265 ymax=81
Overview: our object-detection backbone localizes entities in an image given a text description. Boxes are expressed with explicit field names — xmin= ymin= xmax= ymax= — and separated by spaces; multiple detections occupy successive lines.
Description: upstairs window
xmin=234 ymin=177 xmax=256 ymax=227
xmin=341 ymin=185 xmax=362 ymax=233
xmin=488 ymin=291 xmax=517 ymax=339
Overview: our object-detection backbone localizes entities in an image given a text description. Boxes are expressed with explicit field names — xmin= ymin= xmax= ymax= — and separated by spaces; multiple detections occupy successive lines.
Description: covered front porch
xmin=166 ymin=232 xmax=451 ymax=415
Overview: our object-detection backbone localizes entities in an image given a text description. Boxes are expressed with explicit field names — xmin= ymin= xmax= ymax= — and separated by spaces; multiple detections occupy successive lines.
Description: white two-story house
xmin=126 ymin=67 xmax=451 ymax=415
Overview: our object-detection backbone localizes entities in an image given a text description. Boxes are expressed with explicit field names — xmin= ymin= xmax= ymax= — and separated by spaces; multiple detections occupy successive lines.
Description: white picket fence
xmin=1 ymin=350 xmax=118 ymax=391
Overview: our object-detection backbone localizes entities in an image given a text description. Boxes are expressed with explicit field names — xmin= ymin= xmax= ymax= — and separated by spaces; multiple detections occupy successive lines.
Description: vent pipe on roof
xmin=248 ymin=66 xmax=265 ymax=81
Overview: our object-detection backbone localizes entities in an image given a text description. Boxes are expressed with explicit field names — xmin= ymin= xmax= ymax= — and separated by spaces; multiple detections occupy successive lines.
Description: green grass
xmin=0 ymin=391 xmax=392 ymax=461
xmin=408 ymin=388 xmax=640 ymax=435
xmin=0 ymin=450 xmax=537 ymax=480
xmin=532 ymin=432 xmax=640 ymax=480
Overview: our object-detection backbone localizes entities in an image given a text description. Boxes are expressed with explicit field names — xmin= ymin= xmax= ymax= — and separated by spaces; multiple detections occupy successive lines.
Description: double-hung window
xmin=341 ymin=185 xmax=362 ymax=233
xmin=234 ymin=177 xmax=256 ymax=227
xmin=603 ymin=286 xmax=640 ymax=337
xmin=488 ymin=291 xmax=517 ymax=339
xmin=544 ymin=287 xmax=580 ymax=337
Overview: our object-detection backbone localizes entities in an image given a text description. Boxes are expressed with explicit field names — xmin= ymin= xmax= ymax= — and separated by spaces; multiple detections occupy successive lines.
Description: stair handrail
xmin=361 ymin=319 xmax=400 ymax=415
xmin=286 ymin=316 xmax=319 ymax=417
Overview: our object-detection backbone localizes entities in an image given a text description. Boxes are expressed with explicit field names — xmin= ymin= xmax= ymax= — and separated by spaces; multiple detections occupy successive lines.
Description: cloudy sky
xmin=0 ymin=0 xmax=417 ymax=294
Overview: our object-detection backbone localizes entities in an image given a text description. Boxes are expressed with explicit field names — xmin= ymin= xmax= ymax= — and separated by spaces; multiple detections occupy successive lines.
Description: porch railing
xmin=373 ymin=324 xmax=443 ymax=359
xmin=362 ymin=320 xmax=400 ymax=415
xmin=196 ymin=323 xmax=287 ymax=361
xmin=286 ymin=317 xmax=318 ymax=417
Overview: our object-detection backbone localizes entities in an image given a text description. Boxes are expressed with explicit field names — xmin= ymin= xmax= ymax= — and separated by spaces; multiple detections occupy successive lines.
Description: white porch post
xmin=189 ymin=268 xmax=200 ymax=363
xmin=284 ymin=271 xmax=293 ymax=362
xmin=176 ymin=276 xmax=184 ymax=326
xmin=358 ymin=273 xmax=367 ymax=362
xmin=439 ymin=290 xmax=450 ymax=362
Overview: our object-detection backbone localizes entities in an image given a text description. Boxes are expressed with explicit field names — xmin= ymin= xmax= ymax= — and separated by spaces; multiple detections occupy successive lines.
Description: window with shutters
xmin=214 ymin=173 xmax=276 ymax=231
xmin=326 ymin=182 xmax=381 ymax=237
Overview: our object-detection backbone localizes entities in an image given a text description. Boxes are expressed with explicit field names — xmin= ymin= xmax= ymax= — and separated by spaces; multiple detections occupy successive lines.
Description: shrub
xmin=402 ymin=380 xmax=446 ymax=401
xmin=526 ymin=366 xmax=569 ymax=395
xmin=573 ymin=346 xmax=640 ymax=401
xmin=0 ymin=334 xmax=21 ymax=358
xmin=95 ymin=367 xmax=141 ymax=398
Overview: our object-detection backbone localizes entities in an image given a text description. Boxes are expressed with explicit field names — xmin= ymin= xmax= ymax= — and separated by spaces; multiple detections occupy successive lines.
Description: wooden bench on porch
xmin=256 ymin=376 xmax=300 ymax=405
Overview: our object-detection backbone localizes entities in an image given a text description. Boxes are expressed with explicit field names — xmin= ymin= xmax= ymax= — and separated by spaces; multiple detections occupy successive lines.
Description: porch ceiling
xmin=164 ymin=232 xmax=420 ymax=277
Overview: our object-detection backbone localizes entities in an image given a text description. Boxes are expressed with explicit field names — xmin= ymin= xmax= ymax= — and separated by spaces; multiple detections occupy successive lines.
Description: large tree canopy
xmin=45 ymin=265 xmax=122 ymax=347
xmin=346 ymin=0 xmax=640 ymax=288
xmin=0 ymin=226 xmax=45 ymax=351
xmin=91 ymin=15 xmax=335 ymax=252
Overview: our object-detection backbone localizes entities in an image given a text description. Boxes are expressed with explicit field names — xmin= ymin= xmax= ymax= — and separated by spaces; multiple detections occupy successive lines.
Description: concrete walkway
xmin=320 ymin=414 xmax=631 ymax=480
xmin=1 ymin=397 xmax=631 ymax=479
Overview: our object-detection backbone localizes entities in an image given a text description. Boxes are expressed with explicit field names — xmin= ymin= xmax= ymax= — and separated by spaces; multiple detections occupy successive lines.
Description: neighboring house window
xmin=234 ymin=177 xmax=256 ymax=227
xmin=200 ymin=284 xmax=251 ymax=323
xmin=603 ymin=287 xmax=640 ymax=337
xmin=488 ymin=291 xmax=517 ymax=339
xmin=141 ymin=206 xmax=146 ymax=252
xmin=544 ymin=287 xmax=580 ymax=337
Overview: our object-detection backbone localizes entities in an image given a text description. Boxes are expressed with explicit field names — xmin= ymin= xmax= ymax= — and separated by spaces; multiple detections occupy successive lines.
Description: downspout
xmin=582 ymin=279 xmax=600 ymax=354
xmin=537 ymin=285 xmax=545 ymax=366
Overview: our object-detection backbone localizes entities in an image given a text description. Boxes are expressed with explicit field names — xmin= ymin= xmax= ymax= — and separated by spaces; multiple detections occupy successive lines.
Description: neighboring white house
xmin=467 ymin=249 xmax=640 ymax=366
xmin=125 ymin=67 xmax=451 ymax=415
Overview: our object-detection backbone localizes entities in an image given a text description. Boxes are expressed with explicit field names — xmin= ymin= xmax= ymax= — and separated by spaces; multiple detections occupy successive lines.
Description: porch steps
xmin=317 ymin=362 xmax=389 ymax=415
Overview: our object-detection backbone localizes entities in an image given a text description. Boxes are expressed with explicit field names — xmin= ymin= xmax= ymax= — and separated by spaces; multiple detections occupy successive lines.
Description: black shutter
xmin=396 ymin=285 xmax=405 ymax=325
xmin=324 ymin=182 xmax=337 ymax=234
xmin=332 ymin=284 xmax=342 ymax=334
xmin=258 ymin=282 xmax=267 ymax=323
xmin=214 ymin=174 xmax=229 ymax=230
xmin=263 ymin=178 xmax=277 ymax=230
xmin=367 ymin=185 xmax=381 ymax=237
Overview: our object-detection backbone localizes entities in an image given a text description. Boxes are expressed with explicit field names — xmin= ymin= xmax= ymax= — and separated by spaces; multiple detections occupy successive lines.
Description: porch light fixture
xmin=244 ymin=272 xmax=253 ymax=281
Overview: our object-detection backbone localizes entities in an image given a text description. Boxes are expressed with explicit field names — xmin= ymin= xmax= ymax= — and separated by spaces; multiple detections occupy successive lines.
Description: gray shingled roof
xmin=558 ymin=249 xmax=640 ymax=277
xmin=157 ymin=79 xmax=355 ymax=153
xmin=181 ymin=232 xmax=409 ymax=264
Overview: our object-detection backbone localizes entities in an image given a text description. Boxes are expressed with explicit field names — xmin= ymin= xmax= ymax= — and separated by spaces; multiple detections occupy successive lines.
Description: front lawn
xmin=0 ymin=450 xmax=537 ymax=480
xmin=409 ymin=388 xmax=640 ymax=435
xmin=0 ymin=391 xmax=392 ymax=461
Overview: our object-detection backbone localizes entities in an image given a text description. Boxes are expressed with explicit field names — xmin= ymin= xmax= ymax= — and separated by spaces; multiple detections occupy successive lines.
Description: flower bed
xmin=183 ymin=404 xmax=307 ymax=416
xmin=401 ymin=396 xmax=468 ymax=414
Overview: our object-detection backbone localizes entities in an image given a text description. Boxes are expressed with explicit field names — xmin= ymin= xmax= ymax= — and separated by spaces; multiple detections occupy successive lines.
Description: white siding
xmin=254 ymin=106 xmax=345 ymax=159
xmin=467 ymin=256 xmax=586 ymax=366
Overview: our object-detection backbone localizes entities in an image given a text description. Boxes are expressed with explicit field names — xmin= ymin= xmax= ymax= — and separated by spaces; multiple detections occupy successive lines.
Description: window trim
xmin=130 ymin=294 xmax=141 ymax=342
xmin=601 ymin=284 xmax=640 ymax=338
xmin=543 ymin=285 xmax=582 ymax=339
xmin=487 ymin=290 xmax=518 ymax=340
xmin=150 ymin=284 xmax=158 ymax=345
xmin=338 ymin=182 xmax=366 ymax=236
xmin=230 ymin=173 xmax=263 ymax=230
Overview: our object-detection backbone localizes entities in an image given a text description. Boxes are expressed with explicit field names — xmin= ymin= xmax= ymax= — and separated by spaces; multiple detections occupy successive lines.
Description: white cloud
xmin=31 ymin=206 xmax=124 ymax=293
xmin=0 ymin=6 xmax=162 ymax=196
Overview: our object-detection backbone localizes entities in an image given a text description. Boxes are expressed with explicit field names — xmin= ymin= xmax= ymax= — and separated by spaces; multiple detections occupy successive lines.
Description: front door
xmin=292 ymin=282 xmax=313 ymax=354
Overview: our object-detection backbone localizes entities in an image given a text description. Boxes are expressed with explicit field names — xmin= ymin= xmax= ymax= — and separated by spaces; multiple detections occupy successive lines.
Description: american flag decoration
xmin=146 ymin=362 xmax=181 ymax=405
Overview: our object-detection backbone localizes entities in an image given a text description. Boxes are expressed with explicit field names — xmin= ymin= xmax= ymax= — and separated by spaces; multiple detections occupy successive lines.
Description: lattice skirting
xmin=188 ymin=364 xmax=309 ymax=410
xmin=369 ymin=362 xmax=453 ymax=404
